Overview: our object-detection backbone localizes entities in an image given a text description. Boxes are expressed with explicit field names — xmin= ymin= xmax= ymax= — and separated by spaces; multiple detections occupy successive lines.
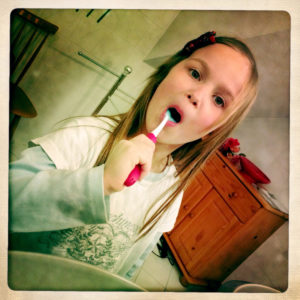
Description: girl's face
xmin=145 ymin=43 xmax=251 ymax=147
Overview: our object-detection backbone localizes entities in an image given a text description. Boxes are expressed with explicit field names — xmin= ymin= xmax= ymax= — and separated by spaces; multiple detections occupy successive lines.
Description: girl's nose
xmin=187 ymin=84 xmax=211 ymax=108
xmin=187 ymin=94 xmax=199 ymax=108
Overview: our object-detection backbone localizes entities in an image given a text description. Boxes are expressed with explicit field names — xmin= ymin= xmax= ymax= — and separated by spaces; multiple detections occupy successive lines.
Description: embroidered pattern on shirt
xmin=47 ymin=213 xmax=139 ymax=273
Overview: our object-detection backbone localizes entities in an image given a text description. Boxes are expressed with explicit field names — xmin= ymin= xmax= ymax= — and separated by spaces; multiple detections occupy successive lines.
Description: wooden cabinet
xmin=164 ymin=151 xmax=288 ymax=288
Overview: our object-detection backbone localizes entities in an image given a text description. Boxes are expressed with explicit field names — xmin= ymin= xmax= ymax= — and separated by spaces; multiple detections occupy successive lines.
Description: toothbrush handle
xmin=124 ymin=133 xmax=157 ymax=187
xmin=146 ymin=133 xmax=157 ymax=143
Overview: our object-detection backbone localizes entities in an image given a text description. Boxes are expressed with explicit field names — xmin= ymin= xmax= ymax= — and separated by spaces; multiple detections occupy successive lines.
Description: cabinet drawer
xmin=203 ymin=154 xmax=261 ymax=223
xmin=174 ymin=171 xmax=212 ymax=226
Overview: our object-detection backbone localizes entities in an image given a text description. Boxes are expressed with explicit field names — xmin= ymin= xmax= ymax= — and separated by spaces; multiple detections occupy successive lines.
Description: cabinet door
xmin=203 ymin=153 xmax=261 ymax=223
xmin=168 ymin=189 xmax=241 ymax=278
xmin=174 ymin=170 xmax=212 ymax=227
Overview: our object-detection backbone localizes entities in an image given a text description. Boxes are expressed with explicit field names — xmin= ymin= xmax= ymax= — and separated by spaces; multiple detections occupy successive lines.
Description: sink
xmin=8 ymin=251 xmax=146 ymax=291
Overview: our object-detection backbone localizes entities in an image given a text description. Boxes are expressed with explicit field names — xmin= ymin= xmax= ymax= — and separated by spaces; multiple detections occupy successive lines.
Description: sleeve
xmin=9 ymin=146 xmax=110 ymax=233
xmin=30 ymin=116 xmax=114 ymax=170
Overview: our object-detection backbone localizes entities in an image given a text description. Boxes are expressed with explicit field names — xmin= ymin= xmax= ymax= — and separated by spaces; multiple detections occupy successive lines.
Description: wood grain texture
xmin=164 ymin=150 xmax=288 ymax=287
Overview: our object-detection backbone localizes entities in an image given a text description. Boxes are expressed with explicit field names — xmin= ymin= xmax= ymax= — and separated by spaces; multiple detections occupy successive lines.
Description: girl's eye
xmin=190 ymin=69 xmax=200 ymax=80
xmin=214 ymin=96 xmax=225 ymax=107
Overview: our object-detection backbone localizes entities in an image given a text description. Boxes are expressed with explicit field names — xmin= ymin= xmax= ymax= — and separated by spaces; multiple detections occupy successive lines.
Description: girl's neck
xmin=151 ymin=142 xmax=179 ymax=173
xmin=138 ymin=127 xmax=180 ymax=173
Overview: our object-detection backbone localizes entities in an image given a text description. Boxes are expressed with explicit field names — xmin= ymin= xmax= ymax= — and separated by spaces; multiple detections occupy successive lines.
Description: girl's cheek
xmin=160 ymin=81 xmax=178 ymax=94
xmin=194 ymin=115 xmax=217 ymax=133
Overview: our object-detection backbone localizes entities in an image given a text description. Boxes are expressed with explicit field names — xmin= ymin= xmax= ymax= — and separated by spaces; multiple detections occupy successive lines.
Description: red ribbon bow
xmin=183 ymin=31 xmax=216 ymax=54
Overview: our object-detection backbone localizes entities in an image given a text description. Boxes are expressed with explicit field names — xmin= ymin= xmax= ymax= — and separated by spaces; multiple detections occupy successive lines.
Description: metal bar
xmin=92 ymin=65 xmax=132 ymax=115
xmin=78 ymin=51 xmax=135 ymax=101
xmin=78 ymin=51 xmax=119 ymax=77
xmin=114 ymin=89 xmax=135 ymax=104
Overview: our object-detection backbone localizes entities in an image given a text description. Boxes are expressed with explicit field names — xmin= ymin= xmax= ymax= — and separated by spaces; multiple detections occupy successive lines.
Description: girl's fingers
xmin=103 ymin=134 xmax=155 ymax=195
xmin=139 ymin=158 xmax=152 ymax=181
xmin=130 ymin=135 xmax=154 ymax=180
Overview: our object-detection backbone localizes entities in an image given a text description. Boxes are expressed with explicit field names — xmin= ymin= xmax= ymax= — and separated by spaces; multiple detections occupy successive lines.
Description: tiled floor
xmin=131 ymin=243 xmax=188 ymax=292
xmin=131 ymin=224 xmax=288 ymax=293
xmin=131 ymin=242 xmax=211 ymax=292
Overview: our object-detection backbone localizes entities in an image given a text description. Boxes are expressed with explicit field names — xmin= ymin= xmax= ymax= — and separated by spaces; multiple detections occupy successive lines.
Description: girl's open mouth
xmin=168 ymin=107 xmax=182 ymax=123
xmin=160 ymin=106 xmax=183 ymax=127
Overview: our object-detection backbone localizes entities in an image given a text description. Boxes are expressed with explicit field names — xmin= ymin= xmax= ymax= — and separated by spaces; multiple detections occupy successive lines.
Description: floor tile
xmin=140 ymin=250 xmax=173 ymax=285
xmin=165 ymin=264 xmax=187 ymax=292
xmin=134 ymin=268 xmax=165 ymax=292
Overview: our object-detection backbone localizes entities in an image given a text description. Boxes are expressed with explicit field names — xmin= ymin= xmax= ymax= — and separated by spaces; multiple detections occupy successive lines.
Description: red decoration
xmin=220 ymin=137 xmax=271 ymax=185
xmin=210 ymin=37 xmax=215 ymax=42
xmin=221 ymin=137 xmax=240 ymax=154
xmin=239 ymin=156 xmax=271 ymax=184
xmin=239 ymin=170 xmax=256 ymax=184
xmin=183 ymin=31 xmax=216 ymax=54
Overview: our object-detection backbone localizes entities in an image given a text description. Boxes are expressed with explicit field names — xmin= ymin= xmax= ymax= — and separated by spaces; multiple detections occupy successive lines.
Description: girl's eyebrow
xmin=189 ymin=57 xmax=235 ymax=102
xmin=218 ymin=87 xmax=234 ymax=102
xmin=189 ymin=58 xmax=210 ymax=77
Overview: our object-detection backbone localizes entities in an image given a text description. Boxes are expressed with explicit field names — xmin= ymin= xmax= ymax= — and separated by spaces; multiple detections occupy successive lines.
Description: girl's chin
xmin=156 ymin=135 xmax=185 ymax=147
xmin=158 ymin=135 xmax=203 ymax=146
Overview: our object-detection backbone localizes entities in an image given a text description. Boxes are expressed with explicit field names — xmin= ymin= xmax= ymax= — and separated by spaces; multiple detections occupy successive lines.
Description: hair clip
xmin=182 ymin=31 xmax=216 ymax=54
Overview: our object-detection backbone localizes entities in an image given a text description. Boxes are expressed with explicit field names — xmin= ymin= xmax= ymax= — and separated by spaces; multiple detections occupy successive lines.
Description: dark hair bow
xmin=182 ymin=31 xmax=216 ymax=54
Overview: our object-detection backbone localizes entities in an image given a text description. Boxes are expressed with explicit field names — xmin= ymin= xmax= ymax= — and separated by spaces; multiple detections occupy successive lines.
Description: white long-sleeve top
xmin=9 ymin=116 xmax=183 ymax=279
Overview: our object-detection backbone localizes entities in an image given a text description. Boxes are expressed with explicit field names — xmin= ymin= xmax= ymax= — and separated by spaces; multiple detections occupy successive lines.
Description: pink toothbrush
xmin=124 ymin=109 xmax=175 ymax=187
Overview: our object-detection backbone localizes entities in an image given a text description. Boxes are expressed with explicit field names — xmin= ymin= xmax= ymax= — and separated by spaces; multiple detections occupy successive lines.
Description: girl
xmin=9 ymin=31 xmax=258 ymax=281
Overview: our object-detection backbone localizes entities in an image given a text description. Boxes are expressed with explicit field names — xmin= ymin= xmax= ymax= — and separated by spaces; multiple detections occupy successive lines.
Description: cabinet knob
xmin=228 ymin=192 xmax=237 ymax=198
xmin=183 ymin=205 xmax=188 ymax=210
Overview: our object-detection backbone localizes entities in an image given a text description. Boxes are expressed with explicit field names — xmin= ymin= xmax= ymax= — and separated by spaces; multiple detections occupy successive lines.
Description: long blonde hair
xmin=95 ymin=36 xmax=258 ymax=239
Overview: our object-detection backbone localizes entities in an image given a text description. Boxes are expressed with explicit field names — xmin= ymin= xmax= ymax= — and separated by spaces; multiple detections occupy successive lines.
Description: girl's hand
xmin=103 ymin=134 xmax=155 ymax=195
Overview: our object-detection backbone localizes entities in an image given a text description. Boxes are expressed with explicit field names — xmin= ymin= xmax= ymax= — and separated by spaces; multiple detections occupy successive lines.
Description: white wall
xmin=10 ymin=9 xmax=179 ymax=160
